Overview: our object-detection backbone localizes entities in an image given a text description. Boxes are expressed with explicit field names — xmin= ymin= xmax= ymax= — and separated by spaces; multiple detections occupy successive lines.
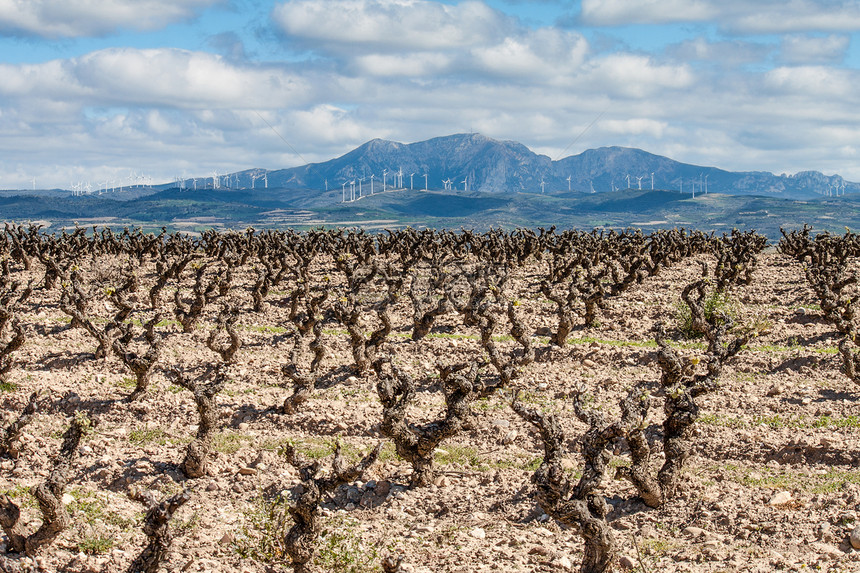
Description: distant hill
xmin=167 ymin=133 xmax=856 ymax=200
xmin=3 ymin=133 xmax=860 ymax=236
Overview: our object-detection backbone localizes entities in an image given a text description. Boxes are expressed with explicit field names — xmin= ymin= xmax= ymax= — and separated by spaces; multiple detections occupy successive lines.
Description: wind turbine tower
xmin=382 ymin=169 xmax=388 ymax=192
xmin=636 ymin=176 xmax=644 ymax=190
xmin=423 ymin=173 xmax=428 ymax=190
xmin=651 ymin=172 xmax=655 ymax=190
xmin=567 ymin=175 xmax=571 ymax=191
xmin=410 ymin=173 xmax=414 ymax=190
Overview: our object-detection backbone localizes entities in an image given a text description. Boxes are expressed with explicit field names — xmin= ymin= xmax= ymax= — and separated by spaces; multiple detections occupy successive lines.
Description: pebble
xmin=582 ymin=359 xmax=597 ymax=369
xmin=618 ymin=555 xmax=638 ymax=570
xmin=218 ymin=532 xmax=234 ymax=545
xmin=682 ymin=526 xmax=706 ymax=538
xmin=850 ymin=526 xmax=860 ymax=550
xmin=61 ymin=493 xmax=75 ymax=505
xmin=238 ymin=467 xmax=258 ymax=476
xmin=237 ymin=423 xmax=249 ymax=431
xmin=812 ymin=542 xmax=842 ymax=559
xmin=768 ymin=491 xmax=793 ymax=506
xmin=470 ymin=527 xmax=486 ymax=539
xmin=206 ymin=481 xmax=220 ymax=492
xmin=556 ymin=555 xmax=572 ymax=570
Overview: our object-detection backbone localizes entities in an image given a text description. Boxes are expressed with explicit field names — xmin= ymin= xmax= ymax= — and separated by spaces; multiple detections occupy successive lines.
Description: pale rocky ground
xmin=1 ymin=250 xmax=859 ymax=572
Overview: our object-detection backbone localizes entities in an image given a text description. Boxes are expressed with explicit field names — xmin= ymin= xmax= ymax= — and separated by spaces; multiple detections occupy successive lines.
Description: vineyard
xmin=0 ymin=224 xmax=859 ymax=573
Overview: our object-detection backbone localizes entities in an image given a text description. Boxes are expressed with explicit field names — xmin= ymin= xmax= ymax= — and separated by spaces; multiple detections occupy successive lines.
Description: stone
xmin=218 ymin=532 xmax=234 ymax=545
xmin=850 ymin=526 xmax=860 ymax=550
xmin=682 ymin=526 xmax=706 ymax=538
xmin=768 ymin=491 xmax=793 ymax=506
xmin=238 ymin=467 xmax=258 ymax=476
xmin=582 ymin=359 xmax=597 ymax=369
xmin=618 ymin=555 xmax=638 ymax=570
xmin=61 ymin=493 xmax=75 ymax=505
xmin=640 ymin=524 xmax=658 ymax=539
xmin=470 ymin=527 xmax=486 ymax=539
xmin=812 ymin=542 xmax=842 ymax=559
xmin=206 ymin=481 xmax=220 ymax=492
xmin=556 ymin=555 xmax=573 ymax=570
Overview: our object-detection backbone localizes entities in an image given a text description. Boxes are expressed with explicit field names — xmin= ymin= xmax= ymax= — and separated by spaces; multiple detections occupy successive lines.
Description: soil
xmin=0 ymin=249 xmax=859 ymax=573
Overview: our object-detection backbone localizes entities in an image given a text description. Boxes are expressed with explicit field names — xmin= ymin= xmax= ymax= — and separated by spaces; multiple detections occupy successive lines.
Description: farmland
xmin=0 ymin=226 xmax=858 ymax=572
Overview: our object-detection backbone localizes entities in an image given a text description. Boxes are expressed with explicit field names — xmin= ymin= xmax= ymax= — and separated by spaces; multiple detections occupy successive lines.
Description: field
xmin=0 ymin=227 xmax=859 ymax=573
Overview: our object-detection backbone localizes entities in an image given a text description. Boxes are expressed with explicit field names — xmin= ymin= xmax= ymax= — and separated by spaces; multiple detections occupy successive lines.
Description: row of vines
xmin=0 ymin=223 xmax=855 ymax=572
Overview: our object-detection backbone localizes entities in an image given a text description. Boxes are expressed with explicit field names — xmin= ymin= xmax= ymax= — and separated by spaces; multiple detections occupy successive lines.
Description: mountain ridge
xmin=171 ymin=133 xmax=854 ymax=200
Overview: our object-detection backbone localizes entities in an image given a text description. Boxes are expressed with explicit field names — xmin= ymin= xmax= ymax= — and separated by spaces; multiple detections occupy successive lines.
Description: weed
xmin=315 ymin=515 xmax=381 ymax=573
xmin=0 ymin=381 xmax=17 ymax=392
xmin=233 ymin=493 xmax=290 ymax=564
xmin=128 ymin=427 xmax=169 ymax=446
xmin=675 ymin=288 xmax=738 ymax=339
xmin=77 ymin=534 xmax=114 ymax=555
xmin=434 ymin=445 xmax=487 ymax=471
xmin=213 ymin=431 xmax=254 ymax=454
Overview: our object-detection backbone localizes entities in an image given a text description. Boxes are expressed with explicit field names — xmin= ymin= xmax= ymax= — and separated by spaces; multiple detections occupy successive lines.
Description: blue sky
xmin=1 ymin=0 xmax=860 ymax=190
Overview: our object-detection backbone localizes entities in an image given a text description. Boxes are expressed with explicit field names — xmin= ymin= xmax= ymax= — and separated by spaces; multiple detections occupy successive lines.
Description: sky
xmin=1 ymin=0 xmax=860 ymax=190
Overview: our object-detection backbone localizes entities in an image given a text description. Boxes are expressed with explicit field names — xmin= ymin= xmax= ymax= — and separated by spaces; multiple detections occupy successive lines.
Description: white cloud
xmin=580 ymin=0 xmax=716 ymax=26
xmin=582 ymin=54 xmax=695 ymax=97
xmin=668 ymin=38 xmax=772 ymax=66
xmin=764 ymin=65 xmax=856 ymax=98
xmin=0 ymin=0 xmax=222 ymax=38
xmin=0 ymin=48 xmax=315 ymax=110
xmin=471 ymin=28 xmax=589 ymax=79
xmin=352 ymin=52 xmax=453 ymax=76
xmin=780 ymin=34 xmax=850 ymax=64
xmin=272 ymin=0 xmax=512 ymax=52
xmin=580 ymin=0 xmax=860 ymax=34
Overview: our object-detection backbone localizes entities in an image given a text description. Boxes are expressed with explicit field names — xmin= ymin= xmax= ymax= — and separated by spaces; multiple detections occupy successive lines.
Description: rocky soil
xmin=1 ymin=250 xmax=859 ymax=572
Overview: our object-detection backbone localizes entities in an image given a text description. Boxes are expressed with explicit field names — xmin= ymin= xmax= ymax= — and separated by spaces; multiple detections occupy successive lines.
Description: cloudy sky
xmin=1 ymin=0 xmax=859 ymax=190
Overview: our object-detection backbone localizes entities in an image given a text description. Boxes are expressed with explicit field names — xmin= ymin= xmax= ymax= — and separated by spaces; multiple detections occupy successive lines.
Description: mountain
xmin=171 ymin=133 xmax=857 ymax=200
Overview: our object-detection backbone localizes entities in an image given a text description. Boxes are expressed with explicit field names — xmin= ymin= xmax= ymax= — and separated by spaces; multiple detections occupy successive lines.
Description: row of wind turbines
xmin=341 ymin=167 xmax=433 ymax=202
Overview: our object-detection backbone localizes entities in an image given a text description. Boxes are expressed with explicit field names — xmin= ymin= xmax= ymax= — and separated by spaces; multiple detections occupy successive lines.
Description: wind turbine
xmin=704 ymin=174 xmax=709 ymax=194
xmin=540 ymin=178 xmax=545 ymax=194
xmin=625 ymin=174 xmax=631 ymax=189
xmin=462 ymin=177 xmax=468 ymax=192
xmin=651 ymin=172 xmax=655 ymax=190
xmin=567 ymin=175 xmax=571 ymax=191
xmin=636 ymin=176 xmax=644 ymax=190
xmin=398 ymin=167 xmax=403 ymax=188
xmin=342 ymin=181 xmax=347 ymax=202
xmin=383 ymin=169 xmax=388 ymax=192
xmin=423 ymin=173 xmax=428 ymax=190
xmin=370 ymin=173 xmax=375 ymax=195
xmin=358 ymin=177 xmax=363 ymax=198
xmin=410 ymin=173 xmax=414 ymax=190
xmin=351 ymin=180 xmax=356 ymax=201
xmin=263 ymin=172 xmax=268 ymax=189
